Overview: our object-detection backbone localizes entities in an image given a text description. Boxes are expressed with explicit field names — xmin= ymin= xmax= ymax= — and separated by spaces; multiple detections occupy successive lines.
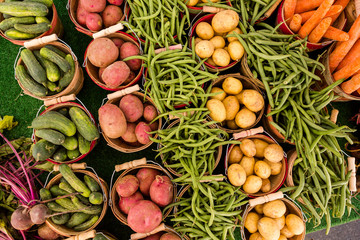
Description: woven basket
xmin=130 ymin=223 xmax=182 ymax=240
xmin=239 ymin=53 xmax=265 ymax=90
xmin=211 ymin=73 xmax=265 ymax=133
xmin=0 ymin=0 xmax=63 ymax=45
xmin=186 ymin=0 xmax=232 ymax=16
xmin=15 ymin=41 xmax=84 ymax=100
xmin=45 ymin=170 xmax=108 ymax=237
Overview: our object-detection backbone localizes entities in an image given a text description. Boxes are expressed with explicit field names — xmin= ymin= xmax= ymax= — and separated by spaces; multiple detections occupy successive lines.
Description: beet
xmin=10 ymin=207 xmax=34 ymax=230
xmin=29 ymin=204 xmax=50 ymax=225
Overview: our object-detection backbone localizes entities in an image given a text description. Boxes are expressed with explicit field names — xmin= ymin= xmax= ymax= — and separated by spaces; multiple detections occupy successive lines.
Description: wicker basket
xmin=0 ymin=0 xmax=63 ymax=45
xmin=186 ymin=0 xmax=232 ymax=16
xmin=45 ymin=169 xmax=108 ymax=237
xmin=130 ymin=223 xmax=183 ymax=240
xmin=63 ymin=230 xmax=117 ymax=240
xmin=15 ymin=40 xmax=84 ymax=100
xmin=239 ymin=53 xmax=265 ymax=90
xmin=210 ymin=73 xmax=265 ymax=133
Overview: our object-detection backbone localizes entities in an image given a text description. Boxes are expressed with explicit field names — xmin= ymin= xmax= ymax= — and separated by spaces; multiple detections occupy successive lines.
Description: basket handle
xmin=53 ymin=163 xmax=87 ymax=171
xmin=154 ymin=44 xmax=182 ymax=54
xmin=24 ymin=34 xmax=58 ymax=48
xmin=64 ymin=230 xmax=96 ymax=240
xmin=44 ymin=94 xmax=76 ymax=106
xmin=107 ymin=85 xmax=140 ymax=101
xmin=330 ymin=109 xmax=339 ymax=123
xmin=93 ymin=23 xmax=124 ymax=39
xmin=264 ymin=0 xmax=283 ymax=18
xmin=348 ymin=157 xmax=357 ymax=192
xmin=249 ymin=191 xmax=284 ymax=207
xmin=115 ymin=157 xmax=147 ymax=172
xmin=233 ymin=127 xmax=264 ymax=139
xmin=202 ymin=6 xmax=225 ymax=13
xmin=130 ymin=223 xmax=166 ymax=239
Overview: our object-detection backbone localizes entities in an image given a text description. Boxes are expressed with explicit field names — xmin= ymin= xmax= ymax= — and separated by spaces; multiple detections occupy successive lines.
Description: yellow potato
xmin=264 ymin=159 xmax=282 ymax=175
xmin=212 ymin=48 xmax=231 ymax=67
xmin=254 ymin=204 xmax=264 ymax=215
xmin=245 ymin=212 xmax=261 ymax=233
xmin=235 ymin=107 xmax=256 ymax=129
xmin=210 ymin=87 xmax=226 ymax=101
xmin=227 ymin=163 xmax=246 ymax=186
xmin=280 ymin=226 xmax=294 ymax=238
xmin=224 ymin=46 xmax=228 ymax=51
xmin=196 ymin=22 xmax=214 ymax=40
xmin=243 ymin=175 xmax=262 ymax=193
xmin=210 ymin=36 xmax=226 ymax=49
xmin=228 ymin=40 xmax=245 ymax=61
xmin=263 ymin=200 xmax=286 ymax=218
xmin=254 ymin=161 xmax=271 ymax=179
xmin=249 ymin=232 xmax=264 ymax=240
xmin=240 ymin=139 xmax=256 ymax=157
xmin=206 ymin=57 xmax=217 ymax=66
xmin=222 ymin=96 xmax=240 ymax=120
xmin=227 ymin=27 xmax=242 ymax=42
xmin=240 ymin=156 xmax=255 ymax=176
xmin=274 ymin=215 xmax=286 ymax=230
xmin=286 ymin=214 xmax=304 ymax=235
xmin=195 ymin=40 xmax=215 ymax=58
xmin=226 ymin=120 xmax=239 ymax=129
xmin=186 ymin=0 xmax=199 ymax=6
xmin=264 ymin=144 xmax=284 ymax=163
xmin=261 ymin=178 xmax=271 ymax=192
xmin=206 ymin=99 xmax=226 ymax=122
xmin=253 ymin=139 xmax=269 ymax=158
xmin=257 ymin=217 xmax=280 ymax=240
xmin=211 ymin=10 xmax=239 ymax=33
xmin=228 ymin=145 xmax=243 ymax=164
xmin=195 ymin=37 xmax=202 ymax=45
xmin=222 ymin=77 xmax=243 ymax=95
xmin=237 ymin=90 xmax=264 ymax=112
xmin=214 ymin=30 xmax=227 ymax=37
xmin=278 ymin=235 xmax=287 ymax=240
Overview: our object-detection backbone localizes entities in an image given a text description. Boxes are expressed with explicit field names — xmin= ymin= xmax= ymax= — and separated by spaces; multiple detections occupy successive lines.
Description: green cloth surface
xmin=0 ymin=0 xmax=359 ymax=239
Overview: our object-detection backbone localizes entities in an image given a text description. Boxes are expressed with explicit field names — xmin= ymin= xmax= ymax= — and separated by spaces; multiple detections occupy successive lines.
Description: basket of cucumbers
xmin=0 ymin=0 xmax=63 ymax=45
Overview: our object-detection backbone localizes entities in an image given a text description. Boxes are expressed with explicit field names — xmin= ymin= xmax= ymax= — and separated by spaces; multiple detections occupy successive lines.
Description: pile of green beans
xmin=165 ymin=181 xmax=247 ymax=240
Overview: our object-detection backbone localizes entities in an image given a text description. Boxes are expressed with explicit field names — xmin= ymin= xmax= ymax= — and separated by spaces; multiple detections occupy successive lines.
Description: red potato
xmin=98 ymin=67 xmax=106 ymax=81
xmin=136 ymin=168 xmax=161 ymax=196
xmin=102 ymin=5 xmax=123 ymax=28
xmin=112 ymin=38 xmax=124 ymax=49
xmin=143 ymin=105 xmax=158 ymax=122
xmin=82 ymin=0 xmax=106 ymax=12
xmin=121 ymin=122 xmax=137 ymax=143
xmin=76 ymin=0 xmax=89 ymax=26
xmin=123 ymin=71 xmax=136 ymax=85
xmin=102 ymin=61 xmax=131 ymax=88
xmin=135 ymin=122 xmax=152 ymax=144
xmin=150 ymin=175 xmax=173 ymax=207
xmin=37 ymin=224 xmax=60 ymax=240
xmin=160 ymin=233 xmax=181 ymax=240
xmin=119 ymin=94 xmax=144 ymax=122
xmin=143 ymin=233 xmax=163 ymax=240
xmin=148 ymin=121 xmax=158 ymax=131
xmin=86 ymin=13 xmax=103 ymax=31
xmin=119 ymin=191 xmax=144 ymax=215
xmin=116 ymin=175 xmax=139 ymax=197
xmin=108 ymin=0 xmax=123 ymax=5
xmin=127 ymin=200 xmax=162 ymax=233
xmin=87 ymin=38 xmax=119 ymax=67
xmin=120 ymin=42 xmax=142 ymax=71
xmin=98 ymin=104 xmax=127 ymax=138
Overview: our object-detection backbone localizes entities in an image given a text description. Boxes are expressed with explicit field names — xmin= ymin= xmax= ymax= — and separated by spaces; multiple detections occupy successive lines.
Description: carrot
xmin=295 ymin=0 xmax=323 ymax=13
xmin=333 ymin=57 xmax=360 ymax=81
xmin=284 ymin=0 xmax=297 ymax=24
xmin=323 ymin=26 xmax=350 ymax=41
xmin=341 ymin=73 xmax=360 ymax=94
xmin=289 ymin=14 xmax=302 ymax=33
xmin=330 ymin=0 xmax=350 ymax=23
xmin=300 ymin=5 xmax=343 ymax=24
xmin=298 ymin=0 xmax=335 ymax=39
xmin=336 ymin=39 xmax=360 ymax=70
xmin=357 ymin=88 xmax=360 ymax=95
xmin=308 ymin=17 xmax=332 ymax=43
xmin=299 ymin=11 xmax=315 ymax=24
xmin=329 ymin=15 xmax=360 ymax=72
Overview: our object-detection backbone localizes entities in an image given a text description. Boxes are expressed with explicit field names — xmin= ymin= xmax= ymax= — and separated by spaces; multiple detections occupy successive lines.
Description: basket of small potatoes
xmin=225 ymin=127 xmax=287 ymax=197
xmin=206 ymin=73 xmax=265 ymax=133
xmin=242 ymin=191 xmax=306 ymax=240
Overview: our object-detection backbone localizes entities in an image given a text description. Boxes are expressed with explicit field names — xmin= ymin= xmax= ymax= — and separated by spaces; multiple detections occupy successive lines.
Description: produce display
xmin=141 ymin=232 xmax=181 ymax=240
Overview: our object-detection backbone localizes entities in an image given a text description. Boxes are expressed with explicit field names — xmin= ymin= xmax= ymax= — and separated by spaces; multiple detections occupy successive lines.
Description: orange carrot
xmin=299 ymin=5 xmax=343 ymax=24
xmin=357 ymin=88 xmax=360 ymax=95
xmin=289 ymin=14 xmax=302 ymax=33
xmin=308 ymin=17 xmax=332 ymax=43
xmin=298 ymin=0 xmax=335 ymax=39
xmin=333 ymin=57 xmax=360 ymax=81
xmin=295 ymin=0 xmax=323 ymax=13
xmin=299 ymin=11 xmax=315 ymax=24
xmin=284 ymin=0 xmax=297 ymax=23
xmin=336 ymin=39 xmax=360 ymax=70
xmin=329 ymin=15 xmax=360 ymax=72
xmin=341 ymin=73 xmax=360 ymax=94
xmin=323 ymin=26 xmax=350 ymax=41
xmin=330 ymin=0 xmax=350 ymax=23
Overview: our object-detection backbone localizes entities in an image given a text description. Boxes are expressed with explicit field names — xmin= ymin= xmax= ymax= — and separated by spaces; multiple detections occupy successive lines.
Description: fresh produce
xmin=98 ymin=103 xmax=127 ymax=139
xmin=136 ymin=168 xmax=160 ymax=196
xmin=37 ymin=224 xmax=60 ymax=240
xmin=149 ymin=175 xmax=173 ymax=207
xmin=115 ymin=175 xmax=139 ymax=198
xmin=119 ymin=191 xmax=143 ymax=214
xmin=102 ymin=60 xmax=131 ymax=89
xmin=127 ymin=200 xmax=162 ymax=233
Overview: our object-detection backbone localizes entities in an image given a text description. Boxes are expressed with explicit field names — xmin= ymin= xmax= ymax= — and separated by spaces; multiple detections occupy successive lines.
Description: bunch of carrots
xmin=283 ymin=0 xmax=350 ymax=43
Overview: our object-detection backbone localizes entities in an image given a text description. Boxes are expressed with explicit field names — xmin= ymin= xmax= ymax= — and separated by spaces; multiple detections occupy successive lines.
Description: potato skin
xmin=243 ymin=175 xmax=262 ymax=193
xmin=228 ymin=40 xmax=244 ymax=61
xmin=257 ymin=217 xmax=280 ymax=240
xmin=195 ymin=40 xmax=214 ymax=58
xmin=237 ymin=90 xmax=264 ymax=112
xmin=227 ymin=164 xmax=246 ymax=186
xmin=160 ymin=233 xmax=181 ymax=240
xmin=261 ymin=178 xmax=271 ymax=192
xmin=76 ymin=0 xmax=89 ymax=26
xmin=127 ymin=200 xmax=162 ymax=233
xmin=210 ymin=87 xmax=226 ymax=101
xmin=263 ymin=200 xmax=286 ymax=218
xmin=264 ymin=144 xmax=284 ymax=163
xmin=102 ymin=5 xmax=123 ymax=28
xmin=119 ymin=191 xmax=143 ymax=214
xmin=102 ymin=61 xmax=130 ymax=88
xmin=253 ymin=139 xmax=269 ymax=158
xmin=143 ymin=233 xmax=163 ymax=240
xmin=121 ymin=122 xmax=137 ymax=143
xmin=112 ymin=38 xmax=124 ymax=48
xmin=249 ymin=232 xmax=264 ymax=240
xmin=196 ymin=22 xmax=214 ymax=40
xmin=120 ymin=42 xmax=142 ymax=71
xmin=254 ymin=204 xmax=264 ymax=214
xmin=116 ymin=175 xmax=139 ymax=197
xmin=143 ymin=104 xmax=158 ymax=122
xmin=227 ymin=27 xmax=242 ymax=42
xmin=245 ymin=212 xmax=261 ymax=233
xmin=222 ymin=96 xmax=240 ymax=120
xmin=119 ymin=94 xmax=144 ymax=122
xmin=211 ymin=10 xmax=239 ymax=33
xmin=98 ymin=104 xmax=127 ymax=138
xmin=280 ymin=226 xmax=294 ymax=238
xmin=240 ymin=139 xmax=256 ymax=157
xmin=136 ymin=168 xmax=160 ymax=196
xmin=254 ymin=161 xmax=271 ymax=179
xmin=83 ymin=0 xmax=106 ymax=12
xmin=135 ymin=122 xmax=152 ymax=144
xmin=88 ymin=38 xmax=119 ymax=67
xmin=235 ymin=107 xmax=256 ymax=129
xmin=98 ymin=67 xmax=106 ymax=81
xmin=212 ymin=48 xmax=231 ymax=67
xmin=240 ymin=156 xmax=255 ymax=176
xmin=228 ymin=145 xmax=243 ymax=164
xmin=285 ymin=214 xmax=304 ymax=235
xmin=86 ymin=13 xmax=103 ymax=31
xmin=264 ymin=159 xmax=282 ymax=175
xmin=206 ymin=99 xmax=226 ymax=122
xmin=222 ymin=77 xmax=243 ymax=95
xmin=108 ymin=0 xmax=124 ymax=6
xmin=226 ymin=119 xmax=239 ymax=129
xmin=149 ymin=176 xmax=173 ymax=207
xmin=210 ymin=36 xmax=225 ymax=49
xmin=274 ymin=215 xmax=286 ymax=230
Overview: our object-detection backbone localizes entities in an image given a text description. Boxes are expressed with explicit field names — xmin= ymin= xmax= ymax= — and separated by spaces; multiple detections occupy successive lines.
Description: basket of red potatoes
xmin=130 ymin=223 xmax=182 ymax=240
xmin=85 ymin=33 xmax=143 ymax=91
xmin=110 ymin=159 xmax=176 ymax=234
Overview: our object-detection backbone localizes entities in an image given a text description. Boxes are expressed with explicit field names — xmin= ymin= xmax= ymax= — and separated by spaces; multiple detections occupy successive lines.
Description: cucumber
xmin=3 ymin=14 xmax=13 ymax=18
xmin=50 ymin=185 xmax=68 ymax=197
xmin=0 ymin=16 xmax=35 ymax=31
xmin=89 ymin=192 xmax=103 ymax=205
xmin=67 ymin=148 xmax=80 ymax=160
xmin=53 ymin=147 xmax=67 ymax=162
xmin=66 ymin=213 xmax=90 ymax=228
xmin=83 ymin=175 xmax=100 ymax=192
xmin=32 ymin=139 xmax=57 ymax=161
xmin=73 ymin=215 xmax=99 ymax=231
xmin=35 ymin=16 xmax=49 ymax=24
xmin=14 ymin=22 xmax=50 ymax=34
xmin=5 ymin=28 xmax=38 ymax=39
xmin=34 ymin=129 xmax=65 ymax=145
xmin=51 ymin=213 xmax=70 ymax=225
xmin=78 ymin=133 xmax=91 ymax=155
xmin=44 ymin=45 xmax=67 ymax=58
xmin=31 ymin=111 xmax=77 ymax=137
xmin=39 ymin=188 xmax=52 ymax=200
xmin=57 ymin=108 xmax=68 ymax=117
xmin=62 ymin=135 xmax=78 ymax=150
xmin=15 ymin=65 xmax=47 ymax=97
xmin=69 ymin=107 xmax=99 ymax=142
xmin=46 ymin=81 xmax=58 ymax=92
xmin=40 ymin=47 xmax=71 ymax=72
xmin=71 ymin=197 xmax=102 ymax=215
xmin=59 ymin=54 xmax=75 ymax=89
xmin=47 ymin=202 xmax=68 ymax=212
xmin=59 ymin=181 xmax=90 ymax=204
xmin=59 ymin=164 xmax=91 ymax=197
xmin=34 ymin=50 xmax=61 ymax=82
xmin=21 ymin=49 xmax=46 ymax=85
xmin=55 ymin=197 xmax=78 ymax=211
xmin=24 ymin=0 xmax=53 ymax=8
xmin=0 ymin=2 xmax=48 ymax=17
